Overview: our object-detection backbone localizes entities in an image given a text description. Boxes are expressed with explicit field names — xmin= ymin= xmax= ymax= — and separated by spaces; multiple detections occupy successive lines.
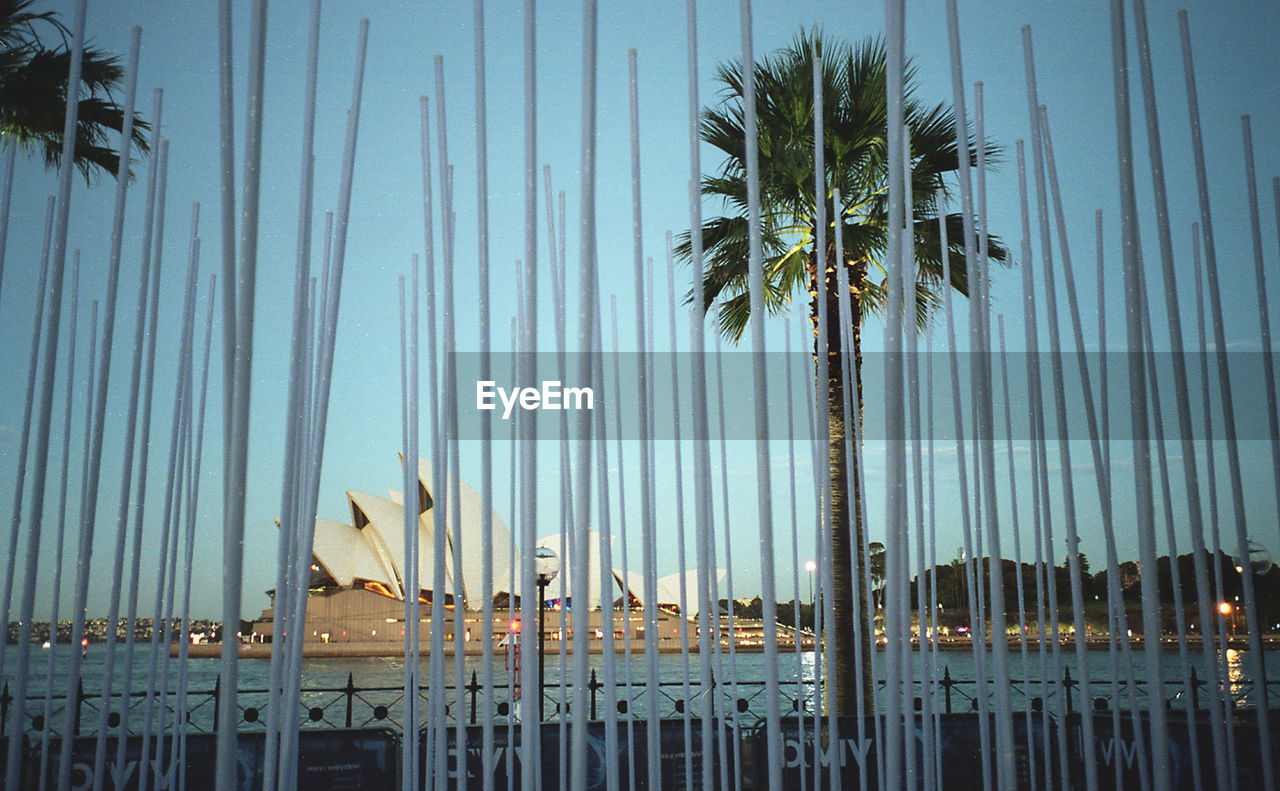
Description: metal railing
xmin=2 ymin=664 xmax=1270 ymax=740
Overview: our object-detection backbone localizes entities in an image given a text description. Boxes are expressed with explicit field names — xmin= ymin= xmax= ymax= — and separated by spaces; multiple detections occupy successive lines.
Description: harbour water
xmin=4 ymin=641 xmax=1275 ymax=719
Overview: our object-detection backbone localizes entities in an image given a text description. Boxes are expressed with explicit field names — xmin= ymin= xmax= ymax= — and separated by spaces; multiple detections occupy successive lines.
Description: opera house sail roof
xmin=298 ymin=456 xmax=723 ymax=613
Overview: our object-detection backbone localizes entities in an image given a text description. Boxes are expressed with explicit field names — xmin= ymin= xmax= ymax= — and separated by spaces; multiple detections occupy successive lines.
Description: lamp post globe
xmin=534 ymin=547 xmax=560 ymax=721
xmin=535 ymin=546 xmax=561 ymax=585
xmin=1234 ymin=540 xmax=1274 ymax=576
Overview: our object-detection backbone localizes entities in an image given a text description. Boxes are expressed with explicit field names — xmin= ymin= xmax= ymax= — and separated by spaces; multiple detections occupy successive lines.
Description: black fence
xmin=1 ymin=664 xmax=1273 ymax=742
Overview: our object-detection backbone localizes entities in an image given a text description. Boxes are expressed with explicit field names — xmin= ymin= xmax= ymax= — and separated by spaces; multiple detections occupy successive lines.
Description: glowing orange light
xmin=510 ymin=619 xmax=522 ymax=633
xmin=1219 ymin=602 xmax=1232 ymax=615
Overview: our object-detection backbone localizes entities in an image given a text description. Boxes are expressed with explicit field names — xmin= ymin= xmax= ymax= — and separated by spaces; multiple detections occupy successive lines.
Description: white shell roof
xmin=302 ymin=456 xmax=712 ymax=610
xmin=311 ymin=518 xmax=395 ymax=589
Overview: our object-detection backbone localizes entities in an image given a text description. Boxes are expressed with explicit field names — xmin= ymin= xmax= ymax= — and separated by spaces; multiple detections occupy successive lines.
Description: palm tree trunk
xmin=815 ymin=254 xmax=872 ymax=715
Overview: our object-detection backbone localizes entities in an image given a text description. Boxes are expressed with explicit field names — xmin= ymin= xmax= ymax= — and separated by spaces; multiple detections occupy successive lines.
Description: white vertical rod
xmin=506 ymin=313 xmax=520 ymax=791
xmin=7 ymin=1 xmax=84 ymax=786
xmin=1096 ymin=212 xmax=1110 ymax=471
xmin=545 ymin=181 xmax=570 ymax=765
xmin=683 ymin=4 xmax=718 ymax=788
xmin=936 ymin=9 xmax=983 ymax=788
xmin=841 ymin=242 xmax=882 ymax=791
xmin=908 ymin=185 xmax=934 ymax=791
xmin=215 ymin=0 xmax=238 ymax=432
xmin=0 ymin=194 xmax=53 ymax=721
xmin=1095 ymin=214 xmax=1127 ymax=791
xmin=624 ymin=47 xmax=661 ymax=791
xmin=216 ymin=1 xmax=264 ymax=786
xmin=833 ymin=189 xmax=876 ymax=789
xmin=593 ymin=311 xmax=619 ymax=791
xmin=1039 ymin=104 xmax=1155 ymax=791
xmin=799 ymin=319 xmax=825 ymax=791
xmin=737 ymin=2 xmax=783 ymax=787
xmin=609 ymin=298 xmax=639 ymax=791
xmin=37 ymin=261 xmax=83 ymax=791
xmin=139 ymin=203 xmax=200 ymax=791
xmin=1182 ymin=9 xmax=1273 ymax=775
xmin=810 ymin=42 xmax=842 ymax=791
xmin=408 ymin=264 xmax=423 ymax=788
xmin=829 ymin=189 xmax=880 ymax=790
xmin=712 ymin=325 xmax=743 ymax=791
xmin=970 ymin=80 xmax=1016 ymax=791
xmin=936 ymin=194 xmax=984 ymax=791
xmin=313 ymin=209 xmax=334 ymax=388
xmin=87 ymin=83 xmax=161 ymax=791
xmin=783 ymin=312 xmax=807 ymax=791
xmin=446 ymin=207 xmax=468 ymax=791
xmin=571 ymin=15 xmax=601 ymax=780
xmin=925 ymin=329 xmax=942 ymax=791
xmin=416 ymin=92 xmax=440 ymax=790
xmin=425 ymin=167 xmax=453 ymax=776
xmin=53 ymin=19 xmax=139 ymax=791
xmin=663 ymin=233 xmax=695 ymax=791
xmin=545 ymin=166 xmax=570 ymax=790
xmin=473 ymin=2 xmax=494 ymax=786
xmin=1028 ymin=103 xmax=1106 ymax=791
xmin=1192 ymin=222 xmax=1240 ymax=780
xmin=156 ymin=237 xmax=201 ymax=791
xmin=282 ymin=23 xmax=368 ymax=790
xmin=1014 ymin=138 xmax=1062 ymax=791
xmin=265 ymin=1 xmax=321 ymax=785
xmin=1106 ymin=0 xmax=1172 ymax=784
xmin=1021 ymin=28 xmax=1098 ymax=791
xmin=1241 ymin=117 xmax=1280 ymax=554
xmin=997 ymin=317 xmax=1037 ymax=791
xmin=506 ymin=316 xmax=519 ymax=791
xmin=517 ymin=0 xmax=540 ymax=778
xmin=175 ymin=274 xmax=217 ymax=791
xmin=1136 ymin=255 xmax=1204 ymax=789
xmin=398 ymin=270 xmax=419 ymax=791
xmin=900 ymin=125 xmax=919 ymax=791
xmin=80 ymin=26 xmax=141 ymax=784
xmin=944 ymin=3 xmax=996 ymax=782
xmin=111 ymin=138 xmax=170 ymax=791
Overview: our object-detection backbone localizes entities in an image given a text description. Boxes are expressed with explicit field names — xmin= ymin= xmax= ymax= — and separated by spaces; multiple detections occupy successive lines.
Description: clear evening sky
xmin=1 ymin=0 xmax=1278 ymax=619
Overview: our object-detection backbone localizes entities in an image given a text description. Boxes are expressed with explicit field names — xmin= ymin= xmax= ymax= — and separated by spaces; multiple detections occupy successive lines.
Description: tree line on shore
xmin=736 ymin=548 xmax=1280 ymax=635
xmin=4 ymin=618 xmax=246 ymax=645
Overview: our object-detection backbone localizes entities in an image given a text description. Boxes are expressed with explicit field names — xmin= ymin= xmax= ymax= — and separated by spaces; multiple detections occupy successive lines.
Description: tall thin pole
xmin=87 ymin=26 xmax=144 ymax=787
xmin=7 ymin=4 xmax=87 ymax=788
xmin=473 ymin=2 xmax=495 ymax=787
xmin=1181 ymin=12 xmax=1274 ymax=789
xmin=570 ymin=6 xmax=598 ymax=789
xmin=113 ymin=137 xmax=171 ymax=791
xmin=738 ymin=3 xmax=783 ymax=788
xmin=684 ymin=5 xmax=718 ymax=789
xmin=0 ymin=194 xmax=53 ymax=718
xmin=37 ymin=260 xmax=85 ymax=791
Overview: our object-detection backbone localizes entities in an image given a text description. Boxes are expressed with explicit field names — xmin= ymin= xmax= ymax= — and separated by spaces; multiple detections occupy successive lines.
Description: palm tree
xmin=1 ymin=0 xmax=149 ymax=181
xmin=678 ymin=30 xmax=1004 ymax=714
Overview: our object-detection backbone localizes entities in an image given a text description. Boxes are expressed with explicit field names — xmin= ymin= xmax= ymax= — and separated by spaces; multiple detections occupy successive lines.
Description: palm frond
xmin=675 ymin=27 xmax=1009 ymax=347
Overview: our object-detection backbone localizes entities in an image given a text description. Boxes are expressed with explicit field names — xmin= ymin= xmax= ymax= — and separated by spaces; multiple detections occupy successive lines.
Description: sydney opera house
xmin=247 ymin=457 xmax=730 ymax=655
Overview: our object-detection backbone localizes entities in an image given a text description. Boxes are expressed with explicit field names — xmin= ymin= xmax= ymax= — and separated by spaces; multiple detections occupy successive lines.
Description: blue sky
xmin=1 ymin=0 xmax=1278 ymax=619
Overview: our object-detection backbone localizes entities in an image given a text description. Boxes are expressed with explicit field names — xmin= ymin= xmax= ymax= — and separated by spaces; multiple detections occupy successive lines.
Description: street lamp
xmin=535 ymin=547 xmax=561 ymax=721
xmin=1220 ymin=601 xmax=1236 ymax=639
xmin=1234 ymin=539 xmax=1274 ymax=575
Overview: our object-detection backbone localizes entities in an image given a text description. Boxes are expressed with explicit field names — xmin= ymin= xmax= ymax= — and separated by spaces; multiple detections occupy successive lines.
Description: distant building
xmin=248 ymin=456 xmax=730 ymax=654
